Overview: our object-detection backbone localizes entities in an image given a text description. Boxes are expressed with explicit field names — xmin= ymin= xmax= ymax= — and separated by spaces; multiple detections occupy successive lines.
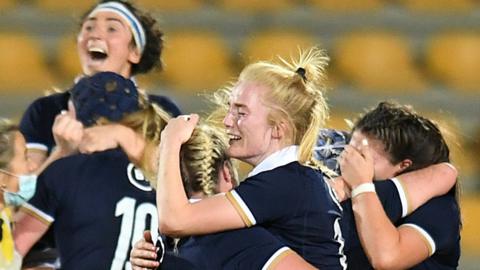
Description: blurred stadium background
xmin=0 ymin=0 xmax=479 ymax=268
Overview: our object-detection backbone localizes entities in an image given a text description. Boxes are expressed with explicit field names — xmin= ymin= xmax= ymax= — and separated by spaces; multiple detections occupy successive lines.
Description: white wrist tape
xmin=351 ymin=183 xmax=376 ymax=198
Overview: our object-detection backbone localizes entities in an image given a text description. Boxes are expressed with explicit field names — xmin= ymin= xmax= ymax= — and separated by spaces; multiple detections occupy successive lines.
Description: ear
xmin=128 ymin=47 xmax=142 ymax=64
xmin=396 ymin=159 xmax=413 ymax=174
xmin=216 ymin=162 xmax=235 ymax=193
xmin=272 ymin=121 xmax=288 ymax=140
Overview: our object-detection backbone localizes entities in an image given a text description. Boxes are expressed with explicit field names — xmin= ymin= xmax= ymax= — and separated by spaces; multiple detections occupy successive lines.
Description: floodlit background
xmin=0 ymin=0 xmax=479 ymax=268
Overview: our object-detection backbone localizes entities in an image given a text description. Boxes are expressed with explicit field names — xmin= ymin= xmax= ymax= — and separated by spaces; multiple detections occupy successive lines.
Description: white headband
xmin=89 ymin=1 xmax=146 ymax=55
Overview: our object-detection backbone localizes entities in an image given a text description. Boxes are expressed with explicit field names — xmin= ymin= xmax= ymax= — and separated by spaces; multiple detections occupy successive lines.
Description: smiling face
xmin=223 ymin=81 xmax=281 ymax=166
xmin=77 ymin=10 xmax=141 ymax=78
xmin=350 ymin=130 xmax=405 ymax=180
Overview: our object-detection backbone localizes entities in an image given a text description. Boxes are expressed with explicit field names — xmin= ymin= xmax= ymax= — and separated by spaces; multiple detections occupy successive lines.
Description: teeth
xmin=88 ymin=47 xmax=106 ymax=53
xmin=228 ymin=134 xmax=241 ymax=140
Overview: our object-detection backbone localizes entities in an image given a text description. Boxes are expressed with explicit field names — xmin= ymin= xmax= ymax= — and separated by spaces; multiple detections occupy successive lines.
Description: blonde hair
xmin=141 ymin=121 xmax=238 ymax=197
xmin=179 ymin=123 xmax=238 ymax=197
xmin=212 ymin=47 xmax=330 ymax=164
xmin=0 ymin=119 xmax=17 ymax=170
xmin=97 ymin=89 xmax=171 ymax=180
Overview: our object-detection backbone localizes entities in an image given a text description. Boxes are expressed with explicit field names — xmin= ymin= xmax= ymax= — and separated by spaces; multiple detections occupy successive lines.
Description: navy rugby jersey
xmin=226 ymin=146 xmax=347 ymax=269
xmin=160 ymin=226 xmax=290 ymax=270
xmin=343 ymin=180 xmax=460 ymax=270
xmin=389 ymin=182 xmax=460 ymax=270
xmin=315 ymin=129 xmax=460 ymax=269
xmin=19 ymin=91 xmax=181 ymax=153
xmin=21 ymin=149 xmax=158 ymax=270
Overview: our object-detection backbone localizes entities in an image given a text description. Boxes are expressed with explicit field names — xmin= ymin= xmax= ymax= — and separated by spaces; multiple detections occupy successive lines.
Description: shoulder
xmin=26 ymin=92 xmax=69 ymax=110
xmin=21 ymin=92 xmax=68 ymax=121
xmin=44 ymin=149 xmax=127 ymax=175
xmin=148 ymin=94 xmax=182 ymax=116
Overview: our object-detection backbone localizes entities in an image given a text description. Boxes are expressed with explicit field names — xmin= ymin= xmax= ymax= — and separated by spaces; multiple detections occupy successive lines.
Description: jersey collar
xmin=247 ymin=145 xmax=299 ymax=178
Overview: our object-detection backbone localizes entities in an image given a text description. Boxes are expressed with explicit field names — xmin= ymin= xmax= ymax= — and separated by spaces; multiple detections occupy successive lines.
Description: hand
xmin=327 ymin=176 xmax=351 ymax=202
xmin=160 ymin=114 xmax=199 ymax=146
xmin=339 ymin=144 xmax=374 ymax=189
xmin=130 ymin=230 xmax=160 ymax=270
xmin=52 ymin=109 xmax=84 ymax=156
xmin=78 ymin=124 xmax=122 ymax=154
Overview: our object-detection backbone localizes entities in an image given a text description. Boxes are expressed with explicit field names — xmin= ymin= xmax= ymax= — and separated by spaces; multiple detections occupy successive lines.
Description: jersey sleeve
xmin=399 ymin=195 xmax=460 ymax=256
xmin=19 ymin=94 xmax=67 ymax=153
xmin=20 ymin=160 xmax=67 ymax=225
xmin=374 ymin=179 xmax=405 ymax=223
xmin=225 ymin=173 xmax=300 ymax=227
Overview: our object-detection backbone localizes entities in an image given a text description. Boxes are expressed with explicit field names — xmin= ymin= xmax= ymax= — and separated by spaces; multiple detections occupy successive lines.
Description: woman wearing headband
xmin=17 ymin=2 xmax=180 ymax=268
xmin=19 ymin=0 xmax=180 ymax=173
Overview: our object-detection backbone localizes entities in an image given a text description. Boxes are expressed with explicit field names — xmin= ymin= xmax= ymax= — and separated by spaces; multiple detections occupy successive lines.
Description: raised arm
xmin=33 ymin=110 xmax=84 ymax=175
xmin=340 ymin=145 xmax=433 ymax=269
xmin=156 ymin=114 xmax=243 ymax=237
xmin=79 ymin=124 xmax=146 ymax=164
xmin=395 ymin=162 xmax=457 ymax=215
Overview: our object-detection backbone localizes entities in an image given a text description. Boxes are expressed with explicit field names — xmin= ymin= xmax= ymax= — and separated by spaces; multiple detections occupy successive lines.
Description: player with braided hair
xmin=155 ymin=47 xmax=347 ymax=269
xmin=18 ymin=2 xmax=180 ymax=266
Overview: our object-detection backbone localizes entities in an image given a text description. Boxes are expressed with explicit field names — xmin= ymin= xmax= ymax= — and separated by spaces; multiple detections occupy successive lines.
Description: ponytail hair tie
xmin=295 ymin=67 xmax=307 ymax=82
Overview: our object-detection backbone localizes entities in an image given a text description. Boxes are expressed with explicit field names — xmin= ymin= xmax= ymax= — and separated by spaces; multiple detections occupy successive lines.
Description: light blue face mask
xmin=0 ymin=169 xmax=37 ymax=207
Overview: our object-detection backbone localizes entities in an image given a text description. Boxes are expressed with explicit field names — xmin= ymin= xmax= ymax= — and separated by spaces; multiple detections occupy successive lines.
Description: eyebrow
xmin=85 ymin=17 xmax=126 ymax=27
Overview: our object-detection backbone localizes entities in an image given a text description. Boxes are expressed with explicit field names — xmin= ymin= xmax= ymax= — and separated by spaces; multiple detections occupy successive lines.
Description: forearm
xmin=116 ymin=125 xmax=146 ymax=165
xmin=34 ymin=147 xmax=70 ymax=175
xmin=352 ymin=193 xmax=401 ymax=269
xmin=156 ymin=139 xmax=191 ymax=236
xmin=398 ymin=163 xmax=457 ymax=214
xmin=13 ymin=211 xmax=49 ymax=257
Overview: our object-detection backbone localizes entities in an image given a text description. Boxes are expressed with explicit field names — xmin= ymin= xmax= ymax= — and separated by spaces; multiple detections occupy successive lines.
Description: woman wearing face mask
xmin=0 ymin=119 xmax=36 ymax=269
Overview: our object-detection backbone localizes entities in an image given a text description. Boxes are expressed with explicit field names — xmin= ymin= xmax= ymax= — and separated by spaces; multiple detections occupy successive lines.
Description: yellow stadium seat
xmin=0 ymin=33 xmax=54 ymax=93
xmin=55 ymin=35 xmax=82 ymax=85
xmin=135 ymin=0 xmax=203 ymax=12
xmin=308 ymin=0 xmax=384 ymax=12
xmin=0 ymin=0 xmax=16 ymax=10
xmin=460 ymin=195 xmax=480 ymax=256
xmin=36 ymin=0 xmax=96 ymax=15
xmin=426 ymin=32 xmax=480 ymax=94
xmin=334 ymin=31 xmax=427 ymax=93
xmin=215 ymin=0 xmax=294 ymax=13
xmin=242 ymin=29 xmax=317 ymax=63
xmin=160 ymin=31 xmax=235 ymax=93
xmin=401 ymin=0 xmax=476 ymax=13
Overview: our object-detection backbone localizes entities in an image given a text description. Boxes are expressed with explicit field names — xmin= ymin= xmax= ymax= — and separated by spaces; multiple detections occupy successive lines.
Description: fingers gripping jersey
xmin=21 ymin=149 xmax=158 ymax=270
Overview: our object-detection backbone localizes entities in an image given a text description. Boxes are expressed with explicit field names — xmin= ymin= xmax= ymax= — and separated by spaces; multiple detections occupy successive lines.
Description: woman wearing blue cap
xmin=18 ymin=2 xmax=180 ymax=268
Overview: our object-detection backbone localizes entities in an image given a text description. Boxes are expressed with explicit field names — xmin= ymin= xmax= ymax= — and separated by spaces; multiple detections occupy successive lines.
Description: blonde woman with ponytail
xmin=156 ymin=47 xmax=347 ymax=269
